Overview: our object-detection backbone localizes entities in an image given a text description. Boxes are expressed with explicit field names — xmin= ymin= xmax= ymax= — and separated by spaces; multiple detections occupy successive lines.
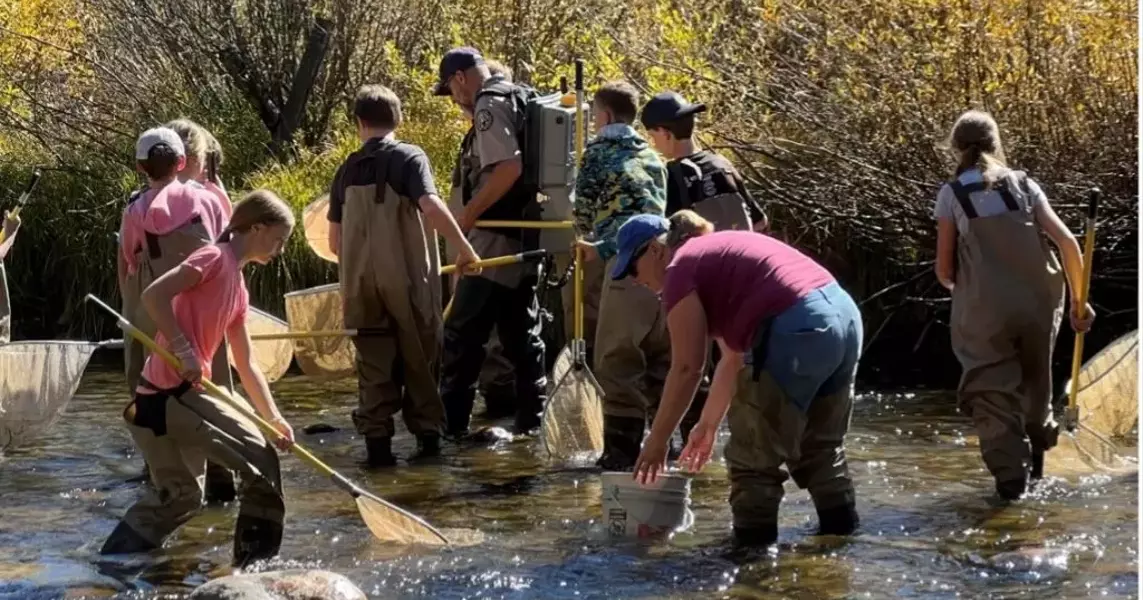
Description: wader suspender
xmin=949 ymin=175 xmax=1023 ymax=220
xmin=371 ymin=143 xmax=394 ymax=205
xmin=126 ymin=187 xmax=207 ymax=260
xmin=144 ymin=215 xmax=204 ymax=260
xmin=667 ymin=159 xmax=703 ymax=211
xmin=459 ymin=129 xmax=476 ymax=205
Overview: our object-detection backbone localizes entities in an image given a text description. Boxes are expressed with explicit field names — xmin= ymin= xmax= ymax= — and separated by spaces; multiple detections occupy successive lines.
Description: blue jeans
xmin=747 ymin=282 xmax=863 ymax=413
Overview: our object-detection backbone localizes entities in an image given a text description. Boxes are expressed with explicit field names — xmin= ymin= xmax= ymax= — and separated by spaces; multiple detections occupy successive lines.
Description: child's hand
xmin=170 ymin=335 xmax=202 ymax=383
xmin=1070 ymin=301 xmax=1095 ymax=333
xmin=574 ymin=239 xmax=599 ymax=262
xmin=269 ymin=415 xmax=295 ymax=451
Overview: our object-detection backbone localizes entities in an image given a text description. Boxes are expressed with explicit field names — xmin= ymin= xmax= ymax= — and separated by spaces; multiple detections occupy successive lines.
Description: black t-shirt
xmin=327 ymin=137 xmax=438 ymax=223
xmin=665 ymin=150 xmax=765 ymax=224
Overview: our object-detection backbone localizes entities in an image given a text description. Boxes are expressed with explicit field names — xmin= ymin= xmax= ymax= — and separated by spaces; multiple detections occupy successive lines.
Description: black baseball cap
xmin=639 ymin=91 xmax=707 ymax=129
xmin=434 ymin=47 xmax=485 ymax=96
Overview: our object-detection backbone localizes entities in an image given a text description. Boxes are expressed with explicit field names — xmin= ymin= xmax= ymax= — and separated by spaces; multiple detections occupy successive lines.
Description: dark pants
xmin=441 ymin=275 xmax=548 ymax=435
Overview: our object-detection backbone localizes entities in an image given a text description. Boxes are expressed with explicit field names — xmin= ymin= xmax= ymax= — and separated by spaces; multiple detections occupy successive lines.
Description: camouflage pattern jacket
xmin=573 ymin=123 xmax=667 ymax=260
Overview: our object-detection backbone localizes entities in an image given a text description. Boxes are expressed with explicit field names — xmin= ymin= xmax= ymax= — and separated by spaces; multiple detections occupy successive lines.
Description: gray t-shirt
xmin=934 ymin=168 xmax=1048 ymax=233
xmin=460 ymin=77 xmax=536 ymax=288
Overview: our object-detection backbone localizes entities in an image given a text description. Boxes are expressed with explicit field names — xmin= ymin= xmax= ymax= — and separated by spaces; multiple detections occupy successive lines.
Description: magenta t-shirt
xmin=660 ymin=231 xmax=835 ymax=353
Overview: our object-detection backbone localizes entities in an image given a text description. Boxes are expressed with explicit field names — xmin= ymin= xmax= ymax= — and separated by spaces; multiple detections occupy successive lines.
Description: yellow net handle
xmin=0 ymin=169 xmax=42 ymax=245
xmin=1067 ymin=187 xmax=1101 ymax=416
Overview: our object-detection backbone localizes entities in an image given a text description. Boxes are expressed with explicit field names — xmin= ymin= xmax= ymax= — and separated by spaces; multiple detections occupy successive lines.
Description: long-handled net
xmin=0 ymin=340 xmax=105 ymax=451
xmin=539 ymin=61 xmax=605 ymax=462
xmin=302 ymin=194 xmax=338 ymax=264
xmin=284 ymin=283 xmax=356 ymax=378
xmin=1047 ymin=329 xmax=1139 ymax=477
xmin=1046 ymin=188 xmax=1136 ymax=478
xmin=237 ymin=307 xmax=293 ymax=383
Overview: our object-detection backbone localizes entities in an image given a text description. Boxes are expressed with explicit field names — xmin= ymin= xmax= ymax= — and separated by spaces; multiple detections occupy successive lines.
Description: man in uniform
xmin=444 ymin=58 xmax=518 ymax=421
xmin=327 ymin=84 xmax=479 ymax=466
xmin=434 ymin=46 xmax=547 ymax=439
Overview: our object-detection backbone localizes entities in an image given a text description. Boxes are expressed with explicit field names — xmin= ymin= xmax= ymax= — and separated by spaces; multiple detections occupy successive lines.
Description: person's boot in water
xmin=100 ymin=521 xmax=159 ymax=555
xmin=596 ymin=415 xmax=645 ymax=471
xmin=204 ymin=461 xmax=237 ymax=504
xmin=364 ymin=436 xmax=397 ymax=468
xmin=816 ymin=501 xmax=860 ymax=536
xmin=411 ymin=432 xmax=441 ymax=460
xmin=232 ymin=514 xmax=283 ymax=569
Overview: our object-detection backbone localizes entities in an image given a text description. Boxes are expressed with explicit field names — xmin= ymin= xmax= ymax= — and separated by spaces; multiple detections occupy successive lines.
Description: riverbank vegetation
xmin=0 ymin=0 xmax=1135 ymax=386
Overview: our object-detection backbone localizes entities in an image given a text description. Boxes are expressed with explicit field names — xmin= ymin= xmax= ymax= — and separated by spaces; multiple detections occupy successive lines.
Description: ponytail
xmin=948 ymin=110 xmax=1009 ymax=188
xmin=219 ymin=189 xmax=295 ymax=242
xmin=664 ymin=210 xmax=713 ymax=249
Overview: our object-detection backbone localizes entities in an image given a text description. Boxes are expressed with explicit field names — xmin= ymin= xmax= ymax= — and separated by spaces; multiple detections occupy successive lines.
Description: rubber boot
xmin=203 ymin=461 xmax=237 ymax=505
xmin=512 ymin=400 xmax=543 ymax=436
xmin=1030 ymin=448 xmax=1045 ymax=481
xmin=996 ymin=476 xmax=1027 ymax=501
xmin=232 ymin=514 xmax=283 ymax=569
xmin=596 ymin=416 xmax=645 ymax=471
xmin=413 ymin=432 xmax=441 ymax=460
xmin=100 ymin=521 xmax=159 ymax=555
xmin=364 ymin=436 xmax=397 ymax=468
xmin=816 ymin=503 xmax=860 ymax=536
xmin=733 ymin=523 xmax=778 ymax=547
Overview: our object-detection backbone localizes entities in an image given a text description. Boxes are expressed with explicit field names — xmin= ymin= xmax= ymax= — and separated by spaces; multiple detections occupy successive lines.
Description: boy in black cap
xmin=640 ymin=91 xmax=768 ymax=232
xmin=640 ymin=91 xmax=768 ymax=443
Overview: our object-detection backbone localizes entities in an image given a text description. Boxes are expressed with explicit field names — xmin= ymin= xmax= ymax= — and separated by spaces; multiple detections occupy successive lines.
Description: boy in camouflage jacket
xmin=572 ymin=82 xmax=674 ymax=471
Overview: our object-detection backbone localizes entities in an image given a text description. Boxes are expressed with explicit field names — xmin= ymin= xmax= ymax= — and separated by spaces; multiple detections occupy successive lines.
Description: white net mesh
xmin=356 ymin=494 xmax=453 ymax=546
xmin=1071 ymin=329 xmax=1138 ymax=441
xmin=1047 ymin=330 xmax=1139 ymax=478
xmin=541 ymin=346 xmax=604 ymax=462
xmin=236 ymin=307 xmax=293 ymax=383
xmin=303 ymin=195 xmax=338 ymax=264
xmin=0 ymin=341 xmax=99 ymax=451
xmin=284 ymin=283 xmax=355 ymax=378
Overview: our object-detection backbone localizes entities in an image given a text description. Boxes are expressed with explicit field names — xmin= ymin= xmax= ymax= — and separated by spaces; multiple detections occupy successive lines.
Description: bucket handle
xmin=680 ymin=507 xmax=695 ymax=532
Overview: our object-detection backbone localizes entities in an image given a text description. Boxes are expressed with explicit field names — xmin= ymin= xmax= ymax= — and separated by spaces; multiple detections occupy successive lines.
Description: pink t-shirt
xmin=119 ymin=180 xmax=228 ymax=275
xmin=138 ymin=243 xmax=249 ymax=392
xmin=202 ymin=180 xmax=234 ymax=219
xmin=660 ymin=231 xmax=835 ymax=353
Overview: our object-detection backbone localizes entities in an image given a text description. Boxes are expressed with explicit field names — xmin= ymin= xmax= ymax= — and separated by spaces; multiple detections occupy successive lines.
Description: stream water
xmin=0 ymin=365 xmax=1137 ymax=599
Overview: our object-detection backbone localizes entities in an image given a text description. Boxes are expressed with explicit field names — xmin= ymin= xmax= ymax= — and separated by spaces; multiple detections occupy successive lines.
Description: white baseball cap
xmin=135 ymin=127 xmax=186 ymax=160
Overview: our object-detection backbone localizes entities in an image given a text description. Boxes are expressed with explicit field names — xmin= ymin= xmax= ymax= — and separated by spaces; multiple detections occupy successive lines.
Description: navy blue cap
xmin=434 ymin=47 xmax=485 ymax=96
xmin=639 ymin=91 xmax=707 ymax=129
xmin=610 ymin=214 xmax=670 ymax=280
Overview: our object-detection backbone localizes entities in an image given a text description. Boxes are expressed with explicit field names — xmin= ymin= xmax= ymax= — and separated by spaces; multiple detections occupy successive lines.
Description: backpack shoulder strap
xmin=667 ymin=161 xmax=692 ymax=209
xmin=677 ymin=157 xmax=704 ymax=207
xmin=948 ymin=179 xmax=984 ymax=220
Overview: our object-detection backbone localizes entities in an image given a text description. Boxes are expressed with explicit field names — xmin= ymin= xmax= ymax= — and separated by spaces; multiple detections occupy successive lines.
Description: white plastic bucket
xmin=600 ymin=471 xmax=695 ymax=539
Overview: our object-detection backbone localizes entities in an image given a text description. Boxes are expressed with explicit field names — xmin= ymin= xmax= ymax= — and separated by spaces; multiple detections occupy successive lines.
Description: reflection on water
xmin=0 ymin=370 xmax=1137 ymax=599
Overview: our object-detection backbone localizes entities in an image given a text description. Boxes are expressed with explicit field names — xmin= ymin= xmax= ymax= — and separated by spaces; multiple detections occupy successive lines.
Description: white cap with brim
xmin=135 ymin=127 xmax=186 ymax=160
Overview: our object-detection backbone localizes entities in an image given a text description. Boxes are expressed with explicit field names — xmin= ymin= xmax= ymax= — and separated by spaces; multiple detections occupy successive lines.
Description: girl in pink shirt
xmin=166 ymin=118 xmax=234 ymax=219
xmin=101 ymin=190 xmax=297 ymax=569
xmin=117 ymin=127 xmax=234 ymax=503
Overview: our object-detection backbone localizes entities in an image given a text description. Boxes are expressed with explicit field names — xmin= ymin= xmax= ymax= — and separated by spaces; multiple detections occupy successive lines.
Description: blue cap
xmin=610 ymin=214 xmax=670 ymax=280
xmin=639 ymin=91 xmax=707 ymax=129
xmin=434 ymin=47 xmax=485 ymax=96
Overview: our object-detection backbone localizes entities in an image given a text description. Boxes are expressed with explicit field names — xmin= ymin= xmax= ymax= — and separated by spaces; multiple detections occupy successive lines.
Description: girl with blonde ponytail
xmin=166 ymin=118 xmax=233 ymax=218
xmin=101 ymin=189 xmax=297 ymax=568
xmin=934 ymin=110 xmax=1094 ymax=501
xmin=612 ymin=208 xmax=864 ymax=547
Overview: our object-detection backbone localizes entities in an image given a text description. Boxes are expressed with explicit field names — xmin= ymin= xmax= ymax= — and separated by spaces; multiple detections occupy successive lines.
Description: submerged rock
xmin=189 ymin=570 xmax=366 ymax=600
xmin=965 ymin=547 xmax=1071 ymax=576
